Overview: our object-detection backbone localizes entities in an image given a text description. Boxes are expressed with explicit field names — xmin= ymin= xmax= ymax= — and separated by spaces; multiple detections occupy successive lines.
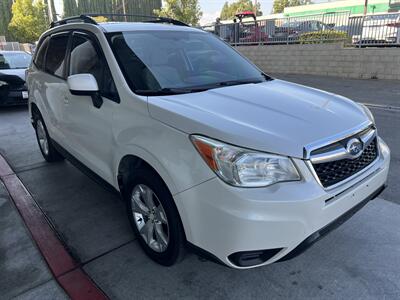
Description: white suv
xmin=27 ymin=15 xmax=390 ymax=269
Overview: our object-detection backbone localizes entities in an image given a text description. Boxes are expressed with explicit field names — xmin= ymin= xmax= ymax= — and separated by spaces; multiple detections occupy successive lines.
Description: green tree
xmin=89 ymin=0 xmax=99 ymax=13
xmin=8 ymin=0 xmax=48 ymax=43
xmin=63 ymin=0 xmax=78 ymax=17
xmin=64 ymin=0 xmax=162 ymax=20
xmin=154 ymin=0 xmax=202 ymax=26
xmin=220 ymin=0 xmax=262 ymax=20
xmin=42 ymin=0 xmax=57 ymax=22
xmin=0 ymin=0 xmax=14 ymax=40
xmin=220 ymin=2 xmax=229 ymax=20
xmin=272 ymin=0 xmax=306 ymax=14
xmin=77 ymin=0 xmax=90 ymax=14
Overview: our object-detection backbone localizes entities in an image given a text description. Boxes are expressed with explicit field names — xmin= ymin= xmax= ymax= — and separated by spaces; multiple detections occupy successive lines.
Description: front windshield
xmin=0 ymin=52 xmax=31 ymax=70
xmin=107 ymin=30 xmax=267 ymax=94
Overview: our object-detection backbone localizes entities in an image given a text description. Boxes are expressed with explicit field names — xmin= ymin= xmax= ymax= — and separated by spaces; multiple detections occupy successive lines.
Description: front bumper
xmin=175 ymin=138 xmax=390 ymax=269
xmin=0 ymin=88 xmax=28 ymax=106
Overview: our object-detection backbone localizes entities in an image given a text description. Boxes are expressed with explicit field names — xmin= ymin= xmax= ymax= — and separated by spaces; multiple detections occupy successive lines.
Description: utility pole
xmin=364 ymin=0 xmax=368 ymax=15
xmin=122 ymin=0 xmax=127 ymax=21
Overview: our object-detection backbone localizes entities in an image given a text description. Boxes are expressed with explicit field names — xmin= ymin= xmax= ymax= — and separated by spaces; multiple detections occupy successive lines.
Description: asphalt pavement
xmin=0 ymin=75 xmax=399 ymax=299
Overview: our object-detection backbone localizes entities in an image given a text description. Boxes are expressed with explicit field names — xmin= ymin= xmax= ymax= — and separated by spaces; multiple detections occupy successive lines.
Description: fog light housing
xmin=228 ymin=248 xmax=283 ymax=267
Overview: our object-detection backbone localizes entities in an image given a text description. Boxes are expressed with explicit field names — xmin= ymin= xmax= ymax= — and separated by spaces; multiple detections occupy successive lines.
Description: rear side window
xmin=45 ymin=34 xmax=69 ymax=78
xmin=34 ymin=36 xmax=49 ymax=70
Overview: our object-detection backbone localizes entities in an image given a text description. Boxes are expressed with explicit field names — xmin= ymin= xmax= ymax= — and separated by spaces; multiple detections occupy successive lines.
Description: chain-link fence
xmin=207 ymin=12 xmax=400 ymax=47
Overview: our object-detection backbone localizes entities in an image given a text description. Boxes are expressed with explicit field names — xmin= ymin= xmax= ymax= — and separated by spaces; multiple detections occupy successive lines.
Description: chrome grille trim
xmin=305 ymin=124 xmax=380 ymax=190
xmin=310 ymin=127 xmax=376 ymax=164
xmin=303 ymin=121 xmax=373 ymax=159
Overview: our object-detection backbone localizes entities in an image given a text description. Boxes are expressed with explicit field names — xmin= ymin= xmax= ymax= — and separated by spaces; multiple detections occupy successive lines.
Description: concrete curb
xmin=0 ymin=154 xmax=108 ymax=300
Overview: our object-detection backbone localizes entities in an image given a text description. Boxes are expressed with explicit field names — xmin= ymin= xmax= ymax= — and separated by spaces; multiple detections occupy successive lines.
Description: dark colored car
xmin=0 ymin=51 xmax=32 ymax=106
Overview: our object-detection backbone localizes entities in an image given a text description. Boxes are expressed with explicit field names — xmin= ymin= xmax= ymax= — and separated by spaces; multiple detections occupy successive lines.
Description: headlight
xmin=190 ymin=135 xmax=300 ymax=187
xmin=359 ymin=103 xmax=375 ymax=124
xmin=0 ymin=80 xmax=8 ymax=87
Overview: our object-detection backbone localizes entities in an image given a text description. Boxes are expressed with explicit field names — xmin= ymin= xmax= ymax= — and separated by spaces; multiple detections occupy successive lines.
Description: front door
xmin=64 ymin=31 xmax=120 ymax=183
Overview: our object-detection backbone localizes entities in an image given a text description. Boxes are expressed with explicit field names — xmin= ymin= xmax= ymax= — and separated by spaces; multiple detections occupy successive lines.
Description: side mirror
xmin=67 ymin=74 xmax=103 ymax=109
xmin=67 ymin=73 xmax=98 ymax=95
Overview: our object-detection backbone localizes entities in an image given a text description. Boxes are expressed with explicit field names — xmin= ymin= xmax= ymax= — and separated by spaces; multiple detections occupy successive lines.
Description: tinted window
xmin=69 ymin=33 xmax=119 ymax=101
xmin=0 ymin=52 xmax=31 ymax=69
xmin=107 ymin=30 xmax=266 ymax=93
xmin=34 ymin=36 xmax=49 ymax=70
xmin=45 ymin=34 xmax=69 ymax=78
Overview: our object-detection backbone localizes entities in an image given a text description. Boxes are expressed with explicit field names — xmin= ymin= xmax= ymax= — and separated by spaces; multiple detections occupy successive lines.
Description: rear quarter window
xmin=45 ymin=34 xmax=69 ymax=78
xmin=34 ymin=36 xmax=49 ymax=70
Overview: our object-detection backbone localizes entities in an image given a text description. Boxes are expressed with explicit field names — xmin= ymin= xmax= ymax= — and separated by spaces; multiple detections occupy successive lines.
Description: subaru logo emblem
xmin=346 ymin=138 xmax=363 ymax=159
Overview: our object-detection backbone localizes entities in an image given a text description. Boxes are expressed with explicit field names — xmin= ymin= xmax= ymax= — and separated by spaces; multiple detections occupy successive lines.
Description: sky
xmin=53 ymin=0 xmax=275 ymax=25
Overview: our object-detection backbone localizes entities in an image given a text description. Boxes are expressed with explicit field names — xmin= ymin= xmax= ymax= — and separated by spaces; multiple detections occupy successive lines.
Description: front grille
xmin=312 ymin=138 xmax=378 ymax=188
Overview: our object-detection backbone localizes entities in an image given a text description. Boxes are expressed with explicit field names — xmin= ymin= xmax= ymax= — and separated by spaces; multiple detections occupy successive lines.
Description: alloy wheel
xmin=36 ymin=119 xmax=49 ymax=156
xmin=131 ymin=184 xmax=169 ymax=253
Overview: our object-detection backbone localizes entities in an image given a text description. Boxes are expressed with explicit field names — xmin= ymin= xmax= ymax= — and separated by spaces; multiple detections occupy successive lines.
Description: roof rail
xmin=84 ymin=13 xmax=189 ymax=27
xmin=50 ymin=15 xmax=97 ymax=28
xmin=50 ymin=13 xmax=189 ymax=29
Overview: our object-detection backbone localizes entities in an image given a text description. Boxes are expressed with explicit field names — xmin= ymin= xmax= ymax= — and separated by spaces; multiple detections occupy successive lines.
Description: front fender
xmin=112 ymin=119 xmax=215 ymax=196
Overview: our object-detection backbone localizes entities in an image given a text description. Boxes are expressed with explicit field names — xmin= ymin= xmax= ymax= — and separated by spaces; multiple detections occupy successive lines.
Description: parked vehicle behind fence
xmin=239 ymin=22 xmax=268 ymax=44
xmin=271 ymin=20 xmax=332 ymax=43
xmin=209 ymin=12 xmax=400 ymax=47
xmin=353 ymin=13 xmax=400 ymax=45
xmin=235 ymin=11 xmax=268 ymax=44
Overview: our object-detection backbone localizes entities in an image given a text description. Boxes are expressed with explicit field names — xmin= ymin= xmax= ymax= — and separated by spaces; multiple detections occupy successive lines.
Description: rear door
xmin=35 ymin=32 xmax=71 ymax=144
xmin=63 ymin=31 xmax=120 ymax=183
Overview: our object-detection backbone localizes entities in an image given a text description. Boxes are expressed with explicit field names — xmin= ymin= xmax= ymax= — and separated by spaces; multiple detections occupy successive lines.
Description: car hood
xmin=0 ymin=68 xmax=26 ymax=81
xmin=148 ymin=79 xmax=370 ymax=158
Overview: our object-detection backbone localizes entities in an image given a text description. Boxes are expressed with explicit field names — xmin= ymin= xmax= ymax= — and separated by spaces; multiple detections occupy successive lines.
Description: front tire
xmin=125 ymin=168 xmax=186 ymax=266
xmin=34 ymin=114 xmax=63 ymax=162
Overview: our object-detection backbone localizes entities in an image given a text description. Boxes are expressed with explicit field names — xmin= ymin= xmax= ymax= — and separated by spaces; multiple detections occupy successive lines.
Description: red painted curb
xmin=58 ymin=269 xmax=107 ymax=300
xmin=2 ymin=174 xmax=77 ymax=277
xmin=0 ymin=155 xmax=108 ymax=300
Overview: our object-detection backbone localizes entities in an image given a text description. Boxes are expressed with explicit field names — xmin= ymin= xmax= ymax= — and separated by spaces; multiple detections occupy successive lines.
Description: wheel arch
xmin=116 ymin=152 xmax=179 ymax=198
xmin=117 ymin=153 xmax=191 ymax=241
xmin=30 ymin=102 xmax=41 ymax=122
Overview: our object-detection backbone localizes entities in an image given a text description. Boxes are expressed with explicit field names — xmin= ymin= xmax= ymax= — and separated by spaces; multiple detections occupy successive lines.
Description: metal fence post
xmin=359 ymin=15 xmax=365 ymax=48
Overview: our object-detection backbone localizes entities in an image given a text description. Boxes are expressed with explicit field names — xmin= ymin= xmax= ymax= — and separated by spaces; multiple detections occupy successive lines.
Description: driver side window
xmin=69 ymin=33 xmax=119 ymax=102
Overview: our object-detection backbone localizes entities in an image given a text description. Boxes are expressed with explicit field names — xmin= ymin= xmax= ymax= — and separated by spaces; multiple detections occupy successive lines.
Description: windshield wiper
xmin=215 ymin=79 xmax=264 ymax=87
xmin=135 ymin=87 xmax=208 ymax=96
xmin=135 ymin=76 xmax=271 ymax=96
xmin=182 ymin=78 xmax=265 ymax=91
